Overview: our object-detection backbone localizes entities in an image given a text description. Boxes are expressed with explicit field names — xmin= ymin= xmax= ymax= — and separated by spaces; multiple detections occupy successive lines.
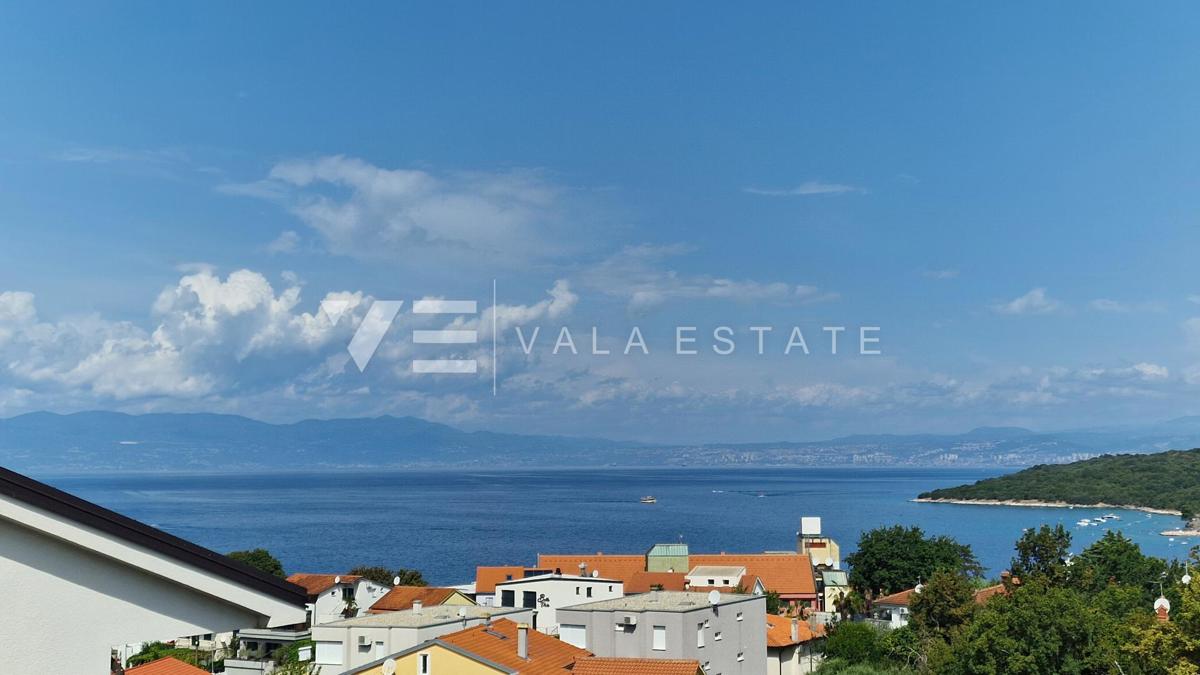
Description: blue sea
xmin=43 ymin=468 xmax=1196 ymax=584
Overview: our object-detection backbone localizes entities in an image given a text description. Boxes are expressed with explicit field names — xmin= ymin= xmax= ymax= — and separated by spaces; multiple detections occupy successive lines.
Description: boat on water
xmin=640 ymin=496 xmax=657 ymax=504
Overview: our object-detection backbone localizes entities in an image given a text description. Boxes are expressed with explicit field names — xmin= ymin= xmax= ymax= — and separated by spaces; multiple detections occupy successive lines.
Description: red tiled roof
xmin=286 ymin=573 xmax=361 ymax=596
xmin=690 ymin=554 xmax=816 ymax=597
xmin=368 ymin=586 xmax=461 ymax=613
xmin=972 ymin=583 xmax=1008 ymax=604
xmin=874 ymin=587 xmax=917 ymax=607
xmin=625 ymin=571 xmax=688 ymax=594
xmin=439 ymin=618 xmax=589 ymax=675
xmin=476 ymin=566 xmax=533 ymax=594
xmin=536 ymin=555 xmax=647 ymax=584
xmin=571 ymin=656 xmax=704 ymax=675
xmin=124 ymin=657 xmax=209 ymax=675
xmin=765 ymin=614 xmax=825 ymax=647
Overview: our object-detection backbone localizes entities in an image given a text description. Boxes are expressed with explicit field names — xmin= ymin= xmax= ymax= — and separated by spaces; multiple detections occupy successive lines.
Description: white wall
xmin=0 ymin=517 xmax=299 ymax=675
xmin=494 ymin=576 xmax=623 ymax=634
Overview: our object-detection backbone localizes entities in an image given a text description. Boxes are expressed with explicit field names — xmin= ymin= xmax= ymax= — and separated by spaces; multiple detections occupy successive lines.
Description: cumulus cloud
xmin=743 ymin=181 xmax=866 ymax=196
xmin=266 ymin=230 xmax=301 ymax=254
xmin=221 ymin=155 xmax=590 ymax=263
xmin=584 ymin=244 xmax=838 ymax=313
xmin=0 ymin=270 xmax=365 ymax=402
xmin=991 ymin=288 xmax=1061 ymax=315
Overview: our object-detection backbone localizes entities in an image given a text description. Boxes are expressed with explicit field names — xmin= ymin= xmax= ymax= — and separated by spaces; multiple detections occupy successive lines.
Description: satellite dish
xmin=393 ymin=576 xmax=401 ymax=586
xmin=381 ymin=659 xmax=396 ymax=675
xmin=914 ymin=583 xmax=924 ymax=595
xmin=592 ymin=570 xmax=599 ymax=578
xmin=334 ymin=576 xmax=341 ymax=585
xmin=1184 ymin=573 xmax=1193 ymax=586
xmin=825 ymin=556 xmax=834 ymax=568
xmin=707 ymin=590 xmax=721 ymax=606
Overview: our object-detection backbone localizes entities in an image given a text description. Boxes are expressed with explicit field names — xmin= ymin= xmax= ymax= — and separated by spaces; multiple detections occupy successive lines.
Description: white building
xmin=0 ymin=466 xmax=307 ymax=675
xmin=556 ymin=591 xmax=767 ymax=675
xmin=287 ymin=573 xmax=390 ymax=625
xmin=311 ymin=603 xmax=532 ymax=672
xmin=686 ymin=565 xmax=747 ymax=589
xmin=493 ymin=573 xmax=623 ymax=635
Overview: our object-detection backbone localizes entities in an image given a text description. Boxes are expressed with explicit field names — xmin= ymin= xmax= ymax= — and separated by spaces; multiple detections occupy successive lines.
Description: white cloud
xmin=1089 ymin=298 xmax=1164 ymax=313
xmin=0 ymin=271 xmax=365 ymax=401
xmin=991 ymin=288 xmax=1061 ymax=315
xmin=266 ymin=230 xmax=301 ymax=254
xmin=221 ymin=155 xmax=590 ymax=263
xmin=743 ymin=181 xmax=866 ymax=196
xmin=584 ymin=244 xmax=838 ymax=313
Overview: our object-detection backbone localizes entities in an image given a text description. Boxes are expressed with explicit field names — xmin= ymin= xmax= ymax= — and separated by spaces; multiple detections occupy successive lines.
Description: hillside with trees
xmin=918 ymin=449 xmax=1200 ymax=522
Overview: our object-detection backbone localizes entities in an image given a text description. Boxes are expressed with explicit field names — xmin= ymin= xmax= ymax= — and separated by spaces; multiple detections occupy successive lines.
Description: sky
xmin=3 ymin=3 xmax=1200 ymax=443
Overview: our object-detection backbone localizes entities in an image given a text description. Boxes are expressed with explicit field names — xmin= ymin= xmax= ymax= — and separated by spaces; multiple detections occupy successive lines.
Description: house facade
xmin=0 ymin=466 xmax=306 ymax=674
xmin=311 ymin=603 xmax=532 ymax=672
xmin=287 ymin=573 xmax=391 ymax=625
xmin=555 ymin=591 xmax=766 ymax=675
xmin=493 ymin=573 xmax=624 ymax=635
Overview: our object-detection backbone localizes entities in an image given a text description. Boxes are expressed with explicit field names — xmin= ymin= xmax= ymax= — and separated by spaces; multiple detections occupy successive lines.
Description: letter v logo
xmin=323 ymin=300 xmax=404 ymax=372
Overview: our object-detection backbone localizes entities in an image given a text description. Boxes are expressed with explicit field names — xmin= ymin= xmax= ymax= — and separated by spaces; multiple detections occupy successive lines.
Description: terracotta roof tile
xmin=124 ymin=657 xmax=210 ymax=675
xmin=625 ymin=571 xmax=687 ymax=594
xmin=286 ymin=573 xmax=360 ymax=596
xmin=874 ymin=587 xmax=917 ymax=607
xmin=439 ymin=618 xmax=589 ymax=675
xmin=571 ymin=656 xmax=704 ymax=675
xmin=368 ymin=586 xmax=459 ymax=613
xmin=476 ymin=566 xmax=535 ymax=594
xmin=765 ymin=614 xmax=825 ymax=647
xmin=690 ymin=554 xmax=816 ymax=596
xmin=536 ymin=555 xmax=647 ymax=584
xmin=972 ymin=583 xmax=1008 ymax=604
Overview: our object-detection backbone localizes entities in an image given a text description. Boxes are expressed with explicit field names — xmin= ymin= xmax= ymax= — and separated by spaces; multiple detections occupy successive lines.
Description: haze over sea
xmin=45 ymin=468 xmax=1195 ymax=585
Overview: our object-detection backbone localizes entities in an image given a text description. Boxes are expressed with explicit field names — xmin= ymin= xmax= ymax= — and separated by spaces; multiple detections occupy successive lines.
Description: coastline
xmin=913 ymin=496 xmax=1182 ymax=517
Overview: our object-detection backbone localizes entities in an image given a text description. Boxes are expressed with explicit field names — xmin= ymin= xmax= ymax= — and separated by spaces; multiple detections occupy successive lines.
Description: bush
xmin=824 ymin=621 xmax=883 ymax=664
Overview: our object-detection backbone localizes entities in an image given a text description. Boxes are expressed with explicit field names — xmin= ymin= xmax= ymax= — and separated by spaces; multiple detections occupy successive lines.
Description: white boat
xmin=640 ymin=496 xmax=657 ymax=504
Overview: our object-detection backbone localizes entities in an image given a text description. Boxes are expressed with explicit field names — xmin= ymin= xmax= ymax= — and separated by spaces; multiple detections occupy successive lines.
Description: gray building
xmin=555 ymin=591 xmax=766 ymax=675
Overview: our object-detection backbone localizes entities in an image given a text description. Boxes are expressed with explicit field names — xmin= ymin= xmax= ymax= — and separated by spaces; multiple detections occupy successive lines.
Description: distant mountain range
xmin=5 ymin=411 xmax=1200 ymax=473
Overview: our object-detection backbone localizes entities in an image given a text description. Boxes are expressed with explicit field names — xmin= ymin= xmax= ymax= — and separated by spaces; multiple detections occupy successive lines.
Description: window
xmin=722 ymin=579 xmax=730 ymax=585
xmin=737 ymin=651 xmax=745 ymax=662
xmin=586 ymin=587 xmax=593 ymax=598
xmin=608 ymin=585 xmax=613 ymax=592
xmin=560 ymin=624 xmax=587 ymax=649
xmin=342 ymin=586 xmax=354 ymax=602
xmin=652 ymin=625 xmax=667 ymax=651
xmin=523 ymin=591 xmax=537 ymax=608
xmin=576 ymin=586 xmax=581 ymax=595
xmin=501 ymin=590 xmax=515 ymax=607
xmin=708 ymin=578 xmax=715 ymax=585
xmin=419 ymin=653 xmax=431 ymax=674
xmin=714 ymin=631 xmax=722 ymax=641
xmin=736 ymin=611 xmax=744 ymax=622
xmin=697 ymin=622 xmax=705 ymax=648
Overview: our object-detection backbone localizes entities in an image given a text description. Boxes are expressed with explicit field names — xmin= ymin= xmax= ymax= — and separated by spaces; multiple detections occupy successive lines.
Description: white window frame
xmin=652 ymin=625 xmax=667 ymax=651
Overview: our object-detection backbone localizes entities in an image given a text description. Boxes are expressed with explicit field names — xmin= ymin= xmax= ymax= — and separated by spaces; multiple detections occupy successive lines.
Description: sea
xmin=43 ymin=467 xmax=1196 ymax=585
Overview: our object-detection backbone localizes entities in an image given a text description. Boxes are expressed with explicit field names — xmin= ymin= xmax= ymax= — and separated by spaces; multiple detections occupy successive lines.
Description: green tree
xmin=392 ymin=568 xmax=427 ymax=587
xmin=1011 ymin=524 xmax=1071 ymax=581
xmin=126 ymin=642 xmax=205 ymax=668
xmin=846 ymin=525 xmax=982 ymax=595
xmin=943 ymin=580 xmax=1126 ymax=675
xmin=228 ymin=548 xmax=286 ymax=578
xmin=910 ymin=570 xmax=976 ymax=636
xmin=348 ymin=566 xmax=395 ymax=586
xmin=1069 ymin=531 xmax=1169 ymax=603
xmin=824 ymin=621 xmax=883 ymax=665
xmin=764 ymin=590 xmax=784 ymax=615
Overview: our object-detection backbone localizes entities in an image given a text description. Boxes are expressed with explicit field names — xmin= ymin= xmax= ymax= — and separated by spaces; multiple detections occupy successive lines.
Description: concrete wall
xmin=557 ymin=597 xmax=767 ymax=675
xmin=0 ymin=517 xmax=294 ymax=674
xmin=313 ymin=610 xmax=533 ymax=672
xmin=494 ymin=576 xmax=623 ymax=634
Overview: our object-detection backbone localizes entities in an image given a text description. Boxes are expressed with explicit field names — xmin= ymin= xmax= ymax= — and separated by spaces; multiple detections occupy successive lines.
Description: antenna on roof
xmin=334 ymin=576 xmax=341 ymax=585
xmin=592 ymin=570 xmax=599 ymax=578
xmin=708 ymin=590 xmax=721 ymax=606
xmin=393 ymin=576 xmax=401 ymax=587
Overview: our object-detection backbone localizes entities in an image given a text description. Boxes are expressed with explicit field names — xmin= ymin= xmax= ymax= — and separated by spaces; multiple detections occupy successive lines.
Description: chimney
xmin=412 ymin=600 xmax=422 ymax=614
xmin=517 ymin=623 xmax=529 ymax=659
xmin=790 ymin=618 xmax=800 ymax=643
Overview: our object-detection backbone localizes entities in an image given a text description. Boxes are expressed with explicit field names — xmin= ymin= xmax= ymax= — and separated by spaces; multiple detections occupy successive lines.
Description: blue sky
xmin=2 ymin=3 xmax=1200 ymax=442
